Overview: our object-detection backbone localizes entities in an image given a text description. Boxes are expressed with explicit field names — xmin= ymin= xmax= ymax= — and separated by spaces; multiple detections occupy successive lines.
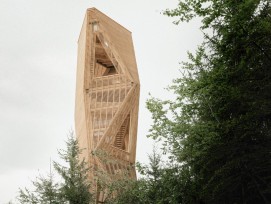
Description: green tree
xmin=18 ymin=171 xmax=61 ymax=204
xmin=17 ymin=132 xmax=93 ymax=204
xmin=147 ymin=0 xmax=271 ymax=203
xmin=108 ymin=149 xmax=195 ymax=204
xmin=90 ymin=149 xmax=140 ymax=204
xmin=106 ymin=150 xmax=162 ymax=204
xmin=53 ymin=133 xmax=93 ymax=204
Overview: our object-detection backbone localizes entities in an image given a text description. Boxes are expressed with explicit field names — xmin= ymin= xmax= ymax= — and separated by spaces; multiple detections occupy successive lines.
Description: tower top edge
xmin=86 ymin=7 xmax=132 ymax=33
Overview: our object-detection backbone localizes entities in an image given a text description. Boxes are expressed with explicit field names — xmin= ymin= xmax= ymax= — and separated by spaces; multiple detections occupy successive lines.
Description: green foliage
xmin=146 ymin=0 xmax=271 ymax=203
xmin=18 ymin=171 xmax=62 ymax=204
xmin=90 ymin=149 xmax=136 ymax=203
xmin=53 ymin=133 xmax=92 ymax=204
xmin=108 ymin=149 xmax=199 ymax=204
xmin=17 ymin=132 xmax=93 ymax=204
xmin=16 ymin=1 xmax=271 ymax=203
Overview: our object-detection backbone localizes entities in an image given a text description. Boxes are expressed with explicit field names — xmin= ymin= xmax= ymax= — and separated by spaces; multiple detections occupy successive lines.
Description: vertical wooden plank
xmin=76 ymin=8 xmax=140 ymax=203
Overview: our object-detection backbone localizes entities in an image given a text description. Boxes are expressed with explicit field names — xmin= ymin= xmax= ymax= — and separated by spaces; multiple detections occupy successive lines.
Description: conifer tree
xmin=17 ymin=132 xmax=93 ymax=204
xmin=147 ymin=0 xmax=271 ymax=203
xmin=18 ymin=171 xmax=61 ymax=204
xmin=53 ymin=132 xmax=93 ymax=204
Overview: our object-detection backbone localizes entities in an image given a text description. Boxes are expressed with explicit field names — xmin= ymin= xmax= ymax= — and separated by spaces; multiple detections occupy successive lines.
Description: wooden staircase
xmin=114 ymin=116 xmax=130 ymax=150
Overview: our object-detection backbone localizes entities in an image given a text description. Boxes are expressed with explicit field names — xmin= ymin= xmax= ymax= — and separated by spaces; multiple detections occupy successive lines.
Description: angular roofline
xmin=87 ymin=7 xmax=132 ymax=33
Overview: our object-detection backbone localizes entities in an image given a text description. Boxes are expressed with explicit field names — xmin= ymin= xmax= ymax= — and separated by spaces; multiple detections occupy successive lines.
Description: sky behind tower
xmin=0 ymin=0 xmax=202 ymax=202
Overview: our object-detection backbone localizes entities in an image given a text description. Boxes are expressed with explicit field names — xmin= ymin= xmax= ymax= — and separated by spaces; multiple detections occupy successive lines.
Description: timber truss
xmin=75 ymin=8 xmax=140 ymax=202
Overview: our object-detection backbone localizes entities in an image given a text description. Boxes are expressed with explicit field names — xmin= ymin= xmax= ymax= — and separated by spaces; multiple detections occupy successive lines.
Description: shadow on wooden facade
xmin=75 ymin=8 xmax=140 ymax=203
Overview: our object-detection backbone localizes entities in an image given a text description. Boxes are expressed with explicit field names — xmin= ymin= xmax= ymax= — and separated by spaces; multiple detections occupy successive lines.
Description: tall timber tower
xmin=75 ymin=8 xmax=140 ymax=201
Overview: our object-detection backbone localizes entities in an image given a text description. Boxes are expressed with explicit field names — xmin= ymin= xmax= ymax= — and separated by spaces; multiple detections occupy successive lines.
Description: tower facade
xmin=75 ymin=8 xmax=140 ymax=200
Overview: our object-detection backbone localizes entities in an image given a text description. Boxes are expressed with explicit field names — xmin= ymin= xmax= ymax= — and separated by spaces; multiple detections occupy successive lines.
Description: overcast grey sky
xmin=0 ymin=0 xmax=202 ymax=202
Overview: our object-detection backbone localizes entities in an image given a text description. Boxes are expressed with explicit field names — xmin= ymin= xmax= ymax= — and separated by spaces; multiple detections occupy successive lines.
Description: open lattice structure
xmin=75 ymin=8 xmax=140 ymax=202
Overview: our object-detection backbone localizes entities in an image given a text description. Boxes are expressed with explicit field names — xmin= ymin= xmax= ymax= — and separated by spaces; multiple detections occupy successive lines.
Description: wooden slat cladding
xmin=75 ymin=8 xmax=140 ymax=203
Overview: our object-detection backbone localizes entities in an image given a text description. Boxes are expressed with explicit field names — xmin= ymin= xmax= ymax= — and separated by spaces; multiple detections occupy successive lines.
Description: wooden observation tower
xmin=75 ymin=8 xmax=140 ymax=202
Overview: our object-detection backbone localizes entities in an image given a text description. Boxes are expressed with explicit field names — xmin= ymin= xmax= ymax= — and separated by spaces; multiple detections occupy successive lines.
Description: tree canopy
xmin=146 ymin=0 xmax=271 ymax=203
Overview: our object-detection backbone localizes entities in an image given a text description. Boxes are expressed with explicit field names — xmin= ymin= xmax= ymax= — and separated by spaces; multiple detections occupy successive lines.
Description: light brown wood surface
xmin=75 ymin=8 xmax=140 ymax=203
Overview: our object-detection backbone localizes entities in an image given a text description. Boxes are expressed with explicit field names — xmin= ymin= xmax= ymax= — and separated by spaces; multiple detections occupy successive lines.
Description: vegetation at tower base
xmin=15 ymin=1 xmax=271 ymax=202
xmin=17 ymin=132 xmax=94 ymax=204
xmin=89 ymin=149 xmax=139 ymax=203
xmin=94 ymin=1 xmax=271 ymax=203
xmin=53 ymin=133 xmax=93 ymax=204
xmin=104 ymin=149 xmax=193 ymax=204
xmin=146 ymin=0 xmax=271 ymax=203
